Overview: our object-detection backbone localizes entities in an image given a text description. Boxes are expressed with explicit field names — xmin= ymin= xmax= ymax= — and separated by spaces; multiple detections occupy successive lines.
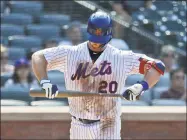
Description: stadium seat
xmin=48 ymin=37 xmax=67 ymax=44
xmin=142 ymin=9 xmax=162 ymax=22
xmin=32 ymin=88 xmax=68 ymax=103
xmin=1 ymin=36 xmax=8 ymax=46
xmin=26 ymin=24 xmax=60 ymax=41
xmin=80 ymin=24 xmax=89 ymax=41
xmin=31 ymin=100 xmax=67 ymax=106
xmin=9 ymin=1 xmax=43 ymax=17
xmin=1 ymin=73 xmax=12 ymax=87
xmin=163 ymin=21 xmax=185 ymax=32
xmin=131 ymin=11 xmax=145 ymax=21
xmin=171 ymin=32 xmax=186 ymax=50
xmin=125 ymin=74 xmax=144 ymax=86
xmin=8 ymin=47 xmax=27 ymax=61
xmin=1 ymin=24 xmax=24 ymax=37
xmin=1 ymin=99 xmax=29 ymax=106
xmin=34 ymin=95 xmax=68 ymax=102
xmin=109 ymin=38 xmax=129 ymax=50
xmin=176 ymin=32 xmax=186 ymax=42
xmin=155 ymin=73 xmax=170 ymax=88
xmin=163 ymin=33 xmax=178 ymax=46
xmin=141 ymin=21 xmax=155 ymax=33
xmin=39 ymin=13 xmax=70 ymax=26
xmin=48 ymin=70 xmax=65 ymax=87
xmin=152 ymin=87 xmax=169 ymax=99
xmin=1 ymin=87 xmax=33 ymax=103
xmin=1 ymin=1 xmax=5 ymax=13
xmin=154 ymin=1 xmax=173 ymax=11
xmin=121 ymin=100 xmax=148 ymax=106
xmin=151 ymin=99 xmax=186 ymax=106
xmin=177 ymin=11 xmax=186 ymax=22
xmin=139 ymin=90 xmax=153 ymax=104
xmin=8 ymin=35 xmax=42 ymax=51
xmin=155 ymin=22 xmax=167 ymax=35
xmin=1 ymin=13 xmax=33 ymax=25
xmin=177 ymin=2 xmax=186 ymax=11
xmin=166 ymin=12 xmax=178 ymax=21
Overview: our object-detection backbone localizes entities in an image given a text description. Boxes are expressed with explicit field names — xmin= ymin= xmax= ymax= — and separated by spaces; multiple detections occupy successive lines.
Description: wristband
xmin=137 ymin=81 xmax=149 ymax=91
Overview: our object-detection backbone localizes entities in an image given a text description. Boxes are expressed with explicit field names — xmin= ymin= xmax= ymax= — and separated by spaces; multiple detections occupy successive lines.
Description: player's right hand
xmin=40 ymin=79 xmax=58 ymax=99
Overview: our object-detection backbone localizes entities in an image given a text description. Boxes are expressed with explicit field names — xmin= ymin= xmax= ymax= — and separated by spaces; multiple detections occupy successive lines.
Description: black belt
xmin=73 ymin=116 xmax=100 ymax=124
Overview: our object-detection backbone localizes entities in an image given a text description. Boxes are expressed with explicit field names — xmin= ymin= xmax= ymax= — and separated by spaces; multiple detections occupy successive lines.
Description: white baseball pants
xmin=70 ymin=117 xmax=121 ymax=139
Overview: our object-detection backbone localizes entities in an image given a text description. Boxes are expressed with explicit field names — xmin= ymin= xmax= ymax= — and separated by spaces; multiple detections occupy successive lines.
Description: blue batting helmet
xmin=87 ymin=11 xmax=112 ymax=44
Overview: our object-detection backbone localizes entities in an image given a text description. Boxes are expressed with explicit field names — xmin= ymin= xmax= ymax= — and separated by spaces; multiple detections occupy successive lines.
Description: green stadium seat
xmin=1 ymin=87 xmax=33 ymax=103
xmin=153 ymin=1 xmax=173 ymax=11
xmin=1 ymin=13 xmax=33 ymax=25
xmin=139 ymin=90 xmax=152 ymax=104
xmin=8 ymin=35 xmax=42 ymax=51
xmin=9 ymin=1 xmax=43 ymax=17
xmin=151 ymin=99 xmax=186 ymax=106
xmin=163 ymin=21 xmax=185 ymax=32
xmin=1 ymin=99 xmax=29 ymax=106
xmin=1 ymin=36 xmax=8 ymax=46
xmin=39 ymin=13 xmax=70 ymax=26
xmin=155 ymin=73 xmax=170 ymax=88
xmin=26 ymin=24 xmax=60 ymax=41
xmin=8 ymin=47 xmax=27 ymax=61
xmin=1 ymin=73 xmax=12 ymax=87
xmin=80 ymin=24 xmax=89 ymax=41
xmin=152 ymin=87 xmax=169 ymax=99
xmin=31 ymin=100 xmax=67 ymax=106
xmin=163 ymin=33 xmax=178 ymax=46
xmin=47 ymin=37 xmax=66 ymax=44
xmin=142 ymin=9 xmax=162 ymax=22
xmin=48 ymin=71 xmax=65 ymax=87
xmin=141 ymin=21 xmax=155 ymax=33
xmin=1 ymin=1 xmax=5 ymax=13
xmin=125 ymin=74 xmax=144 ymax=86
xmin=1 ymin=24 xmax=25 ymax=37
xmin=121 ymin=100 xmax=148 ymax=106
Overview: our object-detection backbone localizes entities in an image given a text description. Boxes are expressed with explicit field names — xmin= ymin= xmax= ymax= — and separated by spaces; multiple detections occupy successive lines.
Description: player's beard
xmin=88 ymin=41 xmax=107 ymax=52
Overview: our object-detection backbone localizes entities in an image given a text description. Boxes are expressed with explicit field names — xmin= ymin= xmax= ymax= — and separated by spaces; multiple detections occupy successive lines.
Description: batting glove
xmin=40 ymin=79 xmax=58 ymax=99
xmin=123 ymin=81 xmax=149 ymax=101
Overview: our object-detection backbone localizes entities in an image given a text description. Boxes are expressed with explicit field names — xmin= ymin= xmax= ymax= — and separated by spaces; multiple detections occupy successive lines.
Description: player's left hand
xmin=123 ymin=81 xmax=149 ymax=101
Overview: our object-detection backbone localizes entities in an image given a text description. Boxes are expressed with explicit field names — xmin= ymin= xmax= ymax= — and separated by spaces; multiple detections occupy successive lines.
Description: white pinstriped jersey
xmin=43 ymin=41 xmax=145 ymax=120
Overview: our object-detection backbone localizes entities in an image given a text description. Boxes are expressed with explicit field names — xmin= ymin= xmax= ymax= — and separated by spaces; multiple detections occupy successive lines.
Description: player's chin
xmin=90 ymin=42 xmax=102 ymax=47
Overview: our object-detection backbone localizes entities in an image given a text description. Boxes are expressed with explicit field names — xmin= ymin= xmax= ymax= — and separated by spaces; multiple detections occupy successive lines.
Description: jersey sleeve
xmin=43 ymin=45 xmax=71 ymax=72
xmin=122 ymin=51 xmax=146 ymax=75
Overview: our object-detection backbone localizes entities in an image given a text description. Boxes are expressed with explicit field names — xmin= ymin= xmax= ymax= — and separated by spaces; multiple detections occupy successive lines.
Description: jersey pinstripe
xmin=43 ymin=41 xmax=145 ymax=120
xmin=43 ymin=41 xmax=145 ymax=139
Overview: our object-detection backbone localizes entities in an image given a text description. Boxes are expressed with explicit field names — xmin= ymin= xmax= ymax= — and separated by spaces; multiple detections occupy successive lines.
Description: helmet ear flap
xmin=107 ymin=35 xmax=112 ymax=44
xmin=101 ymin=35 xmax=112 ymax=48
xmin=109 ymin=36 xmax=112 ymax=42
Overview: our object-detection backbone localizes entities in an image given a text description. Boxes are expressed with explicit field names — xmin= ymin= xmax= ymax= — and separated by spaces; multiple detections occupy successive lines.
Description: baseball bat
xmin=30 ymin=88 xmax=124 ymax=98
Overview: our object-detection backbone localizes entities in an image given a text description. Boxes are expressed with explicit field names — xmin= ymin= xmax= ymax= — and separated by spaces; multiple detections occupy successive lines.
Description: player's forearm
xmin=123 ymin=68 xmax=162 ymax=101
xmin=32 ymin=50 xmax=48 ymax=81
xmin=143 ymin=68 xmax=161 ymax=88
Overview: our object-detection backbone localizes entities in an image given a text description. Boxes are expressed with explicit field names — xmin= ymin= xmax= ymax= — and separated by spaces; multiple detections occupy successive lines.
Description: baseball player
xmin=32 ymin=11 xmax=165 ymax=139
